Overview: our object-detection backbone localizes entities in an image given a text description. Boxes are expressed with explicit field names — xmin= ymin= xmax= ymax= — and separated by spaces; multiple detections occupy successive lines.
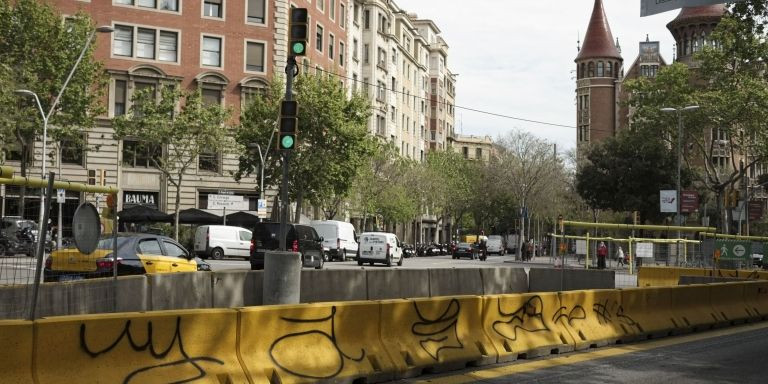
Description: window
xmin=328 ymin=34 xmax=334 ymax=60
xmin=163 ymin=241 xmax=187 ymax=258
xmin=138 ymin=0 xmax=156 ymax=7
xmin=122 ymin=139 xmax=160 ymax=168
xmin=363 ymin=43 xmax=369 ymax=63
xmin=606 ymin=61 xmax=612 ymax=78
xmin=204 ymin=0 xmax=223 ymax=18
xmin=363 ymin=10 xmax=370 ymax=29
xmin=114 ymin=80 xmax=127 ymax=116
xmin=353 ymin=38 xmax=358 ymax=60
xmin=113 ymin=25 xmax=178 ymax=62
xmin=138 ymin=239 xmax=164 ymax=255
xmin=199 ymin=150 xmax=220 ymax=173
xmin=246 ymin=41 xmax=265 ymax=72
xmin=462 ymin=147 xmax=468 ymax=159
xmin=239 ymin=231 xmax=252 ymax=241
xmin=201 ymin=88 xmax=220 ymax=105
xmin=116 ymin=0 xmax=178 ymax=11
xmin=340 ymin=3 xmax=345 ymax=28
xmin=247 ymin=0 xmax=265 ymax=24
xmin=317 ymin=0 xmax=324 ymax=12
xmin=339 ymin=41 xmax=345 ymax=67
xmin=60 ymin=138 xmax=84 ymax=165
xmin=330 ymin=0 xmax=336 ymax=20
xmin=137 ymin=28 xmax=156 ymax=59
xmin=114 ymin=25 xmax=133 ymax=56
xmin=596 ymin=61 xmax=604 ymax=77
xmin=202 ymin=36 xmax=222 ymax=67
xmin=476 ymin=148 xmax=482 ymax=160
xmin=316 ymin=25 xmax=323 ymax=53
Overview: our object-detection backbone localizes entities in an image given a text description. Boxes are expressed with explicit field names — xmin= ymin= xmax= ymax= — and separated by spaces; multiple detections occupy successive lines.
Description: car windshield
xmin=95 ymin=237 xmax=132 ymax=250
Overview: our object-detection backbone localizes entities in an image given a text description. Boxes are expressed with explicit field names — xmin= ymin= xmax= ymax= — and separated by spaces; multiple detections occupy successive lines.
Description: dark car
xmin=402 ymin=244 xmax=416 ymax=258
xmin=424 ymin=244 xmax=442 ymax=256
xmin=44 ymin=234 xmax=204 ymax=282
xmin=250 ymin=222 xmax=324 ymax=270
xmin=452 ymin=242 xmax=480 ymax=260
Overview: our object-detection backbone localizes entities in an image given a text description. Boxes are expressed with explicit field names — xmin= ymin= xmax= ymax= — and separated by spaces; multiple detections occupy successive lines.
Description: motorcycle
xmin=0 ymin=228 xmax=36 ymax=256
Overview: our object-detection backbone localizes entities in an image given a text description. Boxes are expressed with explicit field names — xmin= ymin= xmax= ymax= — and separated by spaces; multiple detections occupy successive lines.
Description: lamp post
xmin=14 ymin=25 xmax=113 ymax=264
xmin=248 ymin=126 xmax=276 ymax=217
xmin=661 ymin=105 xmax=699 ymax=265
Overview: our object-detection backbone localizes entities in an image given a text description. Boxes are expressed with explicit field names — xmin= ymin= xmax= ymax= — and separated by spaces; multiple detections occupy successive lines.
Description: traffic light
xmin=289 ymin=8 xmax=309 ymax=56
xmin=279 ymin=100 xmax=298 ymax=150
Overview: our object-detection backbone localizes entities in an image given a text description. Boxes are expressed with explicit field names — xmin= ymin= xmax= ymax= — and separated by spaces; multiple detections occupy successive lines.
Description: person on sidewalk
xmin=597 ymin=241 xmax=608 ymax=269
xmin=616 ymin=245 xmax=625 ymax=268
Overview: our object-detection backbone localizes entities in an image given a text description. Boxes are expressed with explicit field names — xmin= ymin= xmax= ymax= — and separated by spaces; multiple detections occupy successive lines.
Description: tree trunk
xmin=294 ymin=189 xmax=303 ymax=223
xmin=173 ymin=175 xmax=182 ymax=241
xmin=19 ymin=142 xmax=29 ymax=219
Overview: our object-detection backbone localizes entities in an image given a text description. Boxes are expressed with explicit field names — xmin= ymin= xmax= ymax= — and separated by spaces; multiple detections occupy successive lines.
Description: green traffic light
xmin=281 ymin=135 xmax=295 ymax=149
xmin=292 ymin=42 xmax=305 ymax=55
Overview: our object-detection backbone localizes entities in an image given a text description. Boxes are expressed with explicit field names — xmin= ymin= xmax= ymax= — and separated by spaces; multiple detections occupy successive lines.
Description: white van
xmin=194 ymin=225 xmax=252 ymax=260
xmin=486 ymin=235 xmax=505 ymax=255
xmin=356 ymin=232 xmax=403 ymax=267
xmin=310 ymin=220 xmax=359 ymax=261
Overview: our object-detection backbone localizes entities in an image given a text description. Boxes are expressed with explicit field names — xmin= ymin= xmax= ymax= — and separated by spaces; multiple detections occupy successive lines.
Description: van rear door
xmin=360 ymin=234 xmax=387 ymax=260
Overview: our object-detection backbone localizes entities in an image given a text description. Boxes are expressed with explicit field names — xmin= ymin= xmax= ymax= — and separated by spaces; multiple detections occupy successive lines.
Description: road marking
xmin=408 ymin=321 xmax=768 ymax=383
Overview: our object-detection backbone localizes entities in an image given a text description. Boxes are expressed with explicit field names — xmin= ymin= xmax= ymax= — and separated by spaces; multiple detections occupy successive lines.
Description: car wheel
xmin=0 ymin=243 xmax=6 ymax=256
xmin=357 ymin=258 xmax=363 ymax=266
xmin=397 ymin=256 xmax=403 ymax=266
xmin=386 ymin=254 xmax=392 ymax=267
xmin=341 ymin=248 xmax=347 ymax=261
xmin=323 ymin=252 xmax=330 ymax=262
xmin=211 ymin=247 xmax=224 ymax=260
xmin=315 ymin=256 xmax=324 ymax=270
xmin=369 ymin=262 xmax=374 ymax=266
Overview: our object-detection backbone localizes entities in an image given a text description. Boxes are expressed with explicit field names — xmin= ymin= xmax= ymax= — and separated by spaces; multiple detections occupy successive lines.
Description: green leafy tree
xmin=0 ymin=0 xmax=106 ymax=216
xmin=236 ymin=74 xmax=373 ymax=222
xmin=576 ymin=130 xmax=690 ymax=224
xmin=113 ymin=86 xmax=233 ymax=239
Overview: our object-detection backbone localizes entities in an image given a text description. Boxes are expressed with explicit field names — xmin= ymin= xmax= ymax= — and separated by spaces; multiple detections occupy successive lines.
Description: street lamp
xmin=248 ymin=126 xmax=277 ymax=216
xmin=661 ymin=105 xmax=699 ymax=264
xmin=14 ymin=25 xmax=114 ymax=282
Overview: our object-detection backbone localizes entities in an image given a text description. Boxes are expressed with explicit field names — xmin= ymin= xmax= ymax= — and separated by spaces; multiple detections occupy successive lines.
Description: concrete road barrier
xmin=638 ymin=267 xmax=707 ymax=287
xmin=212 ymin=270 xmax=263 ymax=307
xmin=741 ymin=281 xmax=768 ymax=321
xmin=620 ymin=287 xmax=677 ymax=340
xmin=366 ymin=269 xmax=430 ymax=300
xmin=0 ymin=320 xmax=34 ymax=383
xmin=529 ymin=268 xmax=614 ymax=292
xmin=482 ymin=292 xmax=573 ymax=363
xmin=34 ymin=309 xmax=248 ymax=383
xmin=667 ymin=284 xmax=716 ymax=332
xmin=709 ymin=282 xmax=751 ymax=326
xmin=379 ymin=296 xmax=495 ymax=378
xmin=147 ymin=272 xmax=213 ymax=310
xmin=428 ymin=269 xmax=484 ymax=297
xmin=480 ymin=267 xmax=528 ymax=294
xmin=238 ymin=301 xmax=394 ymax=384
xmin=301 ymin=269 xmax=367 ymax=303
xmin=557 ymin=289 xmax=633 ymax=349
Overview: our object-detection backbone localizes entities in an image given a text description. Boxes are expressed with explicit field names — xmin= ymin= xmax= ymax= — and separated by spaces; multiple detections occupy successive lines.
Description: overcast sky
xmin=394 ymin=0 xmax=683 ymax=154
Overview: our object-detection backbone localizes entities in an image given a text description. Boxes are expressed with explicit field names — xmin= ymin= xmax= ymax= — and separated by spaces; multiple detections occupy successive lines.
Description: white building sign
xmin=641 ymin=0 xmax=743 ymax=17
xmin=207 ymin=194 xmax=249 ymax=211
xmin=660 ymin=190 xmax=677 ymax=213
xmin=635 ymin=242 xmax=654 ymax=258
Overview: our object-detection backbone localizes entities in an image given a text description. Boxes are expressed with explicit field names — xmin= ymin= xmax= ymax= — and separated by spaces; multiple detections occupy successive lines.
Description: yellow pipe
xmin=0 ymin=176 xmax=118 ymax=194
xmin=586 ymin=232 xmax=590 ymax=270
xmin=629 ymin=238 xmax=634 ymax=275
xmin=0 ymin=166 xmax=13 ymax=179
xmin=563 ymin=220 xmax=716 ymax=233
xmin=551 ymin=234 xmax=699 ymax=244
xmin=698 ymin=232 xmax=768 ymax=241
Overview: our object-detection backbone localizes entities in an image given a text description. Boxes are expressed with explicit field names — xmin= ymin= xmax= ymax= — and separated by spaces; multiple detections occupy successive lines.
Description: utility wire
xmin=312 ymin=66 xmax=577 ymax=129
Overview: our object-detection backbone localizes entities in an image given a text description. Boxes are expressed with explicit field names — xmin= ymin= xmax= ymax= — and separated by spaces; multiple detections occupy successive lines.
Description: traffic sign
xmin=714 ymin=240 xmax=752 ymax=261
xmin=56 ymin=189 xmax=66 ymax=204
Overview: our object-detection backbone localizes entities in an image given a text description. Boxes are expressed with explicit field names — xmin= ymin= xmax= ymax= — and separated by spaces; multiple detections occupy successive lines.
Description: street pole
xmin=279 ymin=57 xmax=297 ymax=251
xmin=676 ymin=110 xmax=682 ymax=266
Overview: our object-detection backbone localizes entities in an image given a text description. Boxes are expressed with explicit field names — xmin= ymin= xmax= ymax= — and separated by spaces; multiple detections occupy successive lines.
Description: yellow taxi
xmin=44 ymin=234 xmax=209 ymax=282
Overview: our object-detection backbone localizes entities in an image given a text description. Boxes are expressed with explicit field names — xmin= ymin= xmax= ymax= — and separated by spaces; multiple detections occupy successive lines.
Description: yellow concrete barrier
xmin=667 ymin=284 xmax=716 ymax=332
xmin=379 ymin=296 xmax=495 ymax=378
xmin=709 ymin=282 xmax=751 ymax=326
xmin=743 ymin=281 xmax=768 ymax=321
xmin=238 ymin=301 xmax=394 ymax=384
xmin=482 ymin=292 xmax=573 ymax=363
xmin=557 ymin=289 xmax=638 ymax=349
xmin=620 ymin=287 xmax=678 ymax=339
xmin=638 ymin=267 xmax=709 ymax=287
xmin=0 ymin=320 xmax=34 ymax=384
xmin=34 ymin=309 xmax=248 ymax=383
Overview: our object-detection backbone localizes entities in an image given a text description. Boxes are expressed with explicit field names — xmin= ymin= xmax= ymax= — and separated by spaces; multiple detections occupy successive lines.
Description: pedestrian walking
xmin=616 ymin=245 xmax=625 ymax=268
xmin=597 ymin=241 xmax=608 ymax=269
xmin=521 ymin=239 xmax=529 ymax=262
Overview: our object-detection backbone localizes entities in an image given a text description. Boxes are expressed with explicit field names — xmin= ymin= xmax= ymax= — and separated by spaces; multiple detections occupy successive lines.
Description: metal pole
xmin=28 ymin=172 xmax=55 ymax=321
xmin=279 ymin=57 xmax=297 ymax=251
xmin=677 ymin=110 xmax=682 ymax=267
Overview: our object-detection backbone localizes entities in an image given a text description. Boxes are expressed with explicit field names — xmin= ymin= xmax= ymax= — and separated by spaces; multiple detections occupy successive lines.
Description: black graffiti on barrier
xmin=269 ymin=306 xmax=365 ymax=380
xmin=412 ymin=299 xmax=463 ymax=361
xmin=592 ymin=299 xmax=642 ymax=331
xmin=553 ymin=305 xmax=587 ymax=326
xmin=493 ymin=296 xmax=551 ymax=341
xmin=744 ymin=270 xmax=760 ymax=280
xmin=80 ymin=317 xmax=224 ymax=384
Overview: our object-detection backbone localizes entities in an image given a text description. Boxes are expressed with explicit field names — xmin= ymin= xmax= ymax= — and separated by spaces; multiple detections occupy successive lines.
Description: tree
xmin=113 ymin=86 xmax=233 ymax=240
xmin=0 ymin=0 xmax=106 ymax=216
xmin=236 ymin=75 xmax=373 ymax=222
xmin=576 ymin=130 xmax=688 ymax=224
xmin=424 ymin=150 xmax=477 ymax=240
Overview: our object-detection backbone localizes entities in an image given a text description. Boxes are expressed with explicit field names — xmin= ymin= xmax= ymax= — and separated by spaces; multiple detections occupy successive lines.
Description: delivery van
xmin=356 ymin=232 xmax=403 ymax=267
xmin=194 ymin=225 xmax=252 ymax=260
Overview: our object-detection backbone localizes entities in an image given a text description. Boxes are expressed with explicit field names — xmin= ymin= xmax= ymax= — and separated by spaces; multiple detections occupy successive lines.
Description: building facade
xmin=452 ymin=134 xmax=495 ymax=162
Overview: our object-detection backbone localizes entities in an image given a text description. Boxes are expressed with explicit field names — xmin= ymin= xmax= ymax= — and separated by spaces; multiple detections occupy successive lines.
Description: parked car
xmin=423 ymin=244 xmax=442 ymax=256
xmin=310 ymin=220 xmax=359 ymax=261
xmin=356 ymin=232 xmax=404 ymax=267
xmin=43 ymin=234 xmax=206 ymax=282
xmin=486 ymin=235 xmax=505 ymax=255
xmin=452 ymin=242 xmax=482 ymax=260
xmin=249 ymin=222 xmax=324 ymax=270
xmin=402 ymin=243 xmax=416 ymax=258
xmin=193 ymin=225 xmax=252 ymax=260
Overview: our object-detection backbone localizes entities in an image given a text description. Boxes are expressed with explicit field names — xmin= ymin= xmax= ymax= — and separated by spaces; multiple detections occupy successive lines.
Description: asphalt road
xmin=400 ymin=322 xmax=768 ymax=384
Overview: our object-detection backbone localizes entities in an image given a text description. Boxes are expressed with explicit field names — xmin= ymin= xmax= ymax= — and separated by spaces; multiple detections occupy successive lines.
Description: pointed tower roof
xmin=576 ymin=0 xmax=622 ymax=62
xmin=667 ymin=5 xmax=725 ymax=30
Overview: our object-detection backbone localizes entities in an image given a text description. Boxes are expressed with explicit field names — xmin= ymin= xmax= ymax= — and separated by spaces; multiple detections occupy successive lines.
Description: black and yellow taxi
xmin=44 ymin=234 xmax=210 ymax=282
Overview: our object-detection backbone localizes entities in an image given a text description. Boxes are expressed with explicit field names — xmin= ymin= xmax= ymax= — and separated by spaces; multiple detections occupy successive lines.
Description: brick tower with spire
xmin=575 ymin=0 xmax=623 ymax=154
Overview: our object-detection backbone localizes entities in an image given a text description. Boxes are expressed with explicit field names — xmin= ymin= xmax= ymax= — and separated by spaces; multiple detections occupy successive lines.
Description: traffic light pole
xmin=279 ymin=57 xmax=297 ymax=251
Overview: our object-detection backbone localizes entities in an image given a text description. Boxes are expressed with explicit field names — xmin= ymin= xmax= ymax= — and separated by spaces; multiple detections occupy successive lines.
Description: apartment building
xmin=453 ymin=135 xmax=495 ymax=163
xmin=1 ymin=0 xmax=349 ymax=226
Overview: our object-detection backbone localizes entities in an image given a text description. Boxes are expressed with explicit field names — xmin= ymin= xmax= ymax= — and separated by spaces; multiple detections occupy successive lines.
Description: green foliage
xmin=235 ymin=74 xmax=374 ymax=216
xmin=576 ymin=130 xmax=690 ymax=223
xmin=113 ymin=85 xmax=233 ymax=239
xmin=0 ymin=0 xmax=106 ymax=166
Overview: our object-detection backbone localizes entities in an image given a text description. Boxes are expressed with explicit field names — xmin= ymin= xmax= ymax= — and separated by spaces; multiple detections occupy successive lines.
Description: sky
xmin=394 ymin=0 xmax=683 ymax=154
